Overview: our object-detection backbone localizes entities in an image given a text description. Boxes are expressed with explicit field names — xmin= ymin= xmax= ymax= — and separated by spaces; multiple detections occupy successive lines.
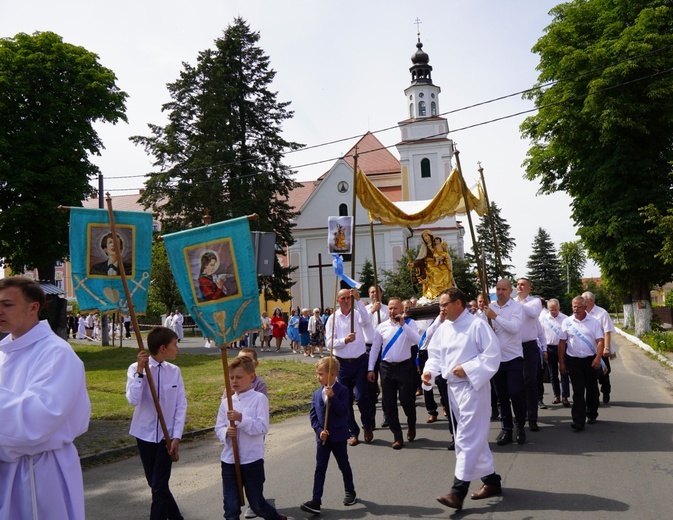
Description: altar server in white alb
xmin=422 ymin=288 xmax=502 ymax=512
xmin=0 ymin=277 xmax=91 ymax=520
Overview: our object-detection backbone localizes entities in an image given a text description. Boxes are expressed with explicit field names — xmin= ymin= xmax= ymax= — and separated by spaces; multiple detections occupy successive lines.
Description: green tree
xmin=148 ymin=240 xmax=183 ymax=317
xmin=526 ymin=228 xmax=564 ymax=299
xmin=452 ymin=249 xmax=479 ymax=301
xmin=132 ymin=18 xmax=300 ymax=301
xmin=381 ymin=254 xmax=416 ymax=300
xmin=0 ymin=31 xmax=127 ymax=282
xmin=357 ymin=258 xmax=376 ymax=298
xmin=558 ymin=240 xmax=587 ymax=297
xmin=520 ymin=0 xmax=673 ymax=336
xmin=471 ymin=202 xmax=516 ymax=290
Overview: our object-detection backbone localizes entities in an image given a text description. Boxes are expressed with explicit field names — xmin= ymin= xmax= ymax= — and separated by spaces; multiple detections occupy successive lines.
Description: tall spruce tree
xmin=471 ymin=202 xmax=516 ymax=290
xmin=526 ymin=228 xmax=564 ymax=299
xmin=132 ymin=18 xmax=300 ymax=301
xmin=357 ymin=259 xmax=376 ymax=298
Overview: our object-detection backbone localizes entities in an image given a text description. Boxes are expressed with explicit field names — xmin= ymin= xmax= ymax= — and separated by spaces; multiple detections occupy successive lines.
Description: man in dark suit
xmin=301 ymin=357 xmax=357 ymax=514
xmin=90 ymin=233 xmax=132 ymax=276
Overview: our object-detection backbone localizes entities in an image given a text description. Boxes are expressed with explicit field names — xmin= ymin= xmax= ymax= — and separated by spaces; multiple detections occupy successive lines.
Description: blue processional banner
xmin=69 ymin=207 xmax=153 ymax=314
xmin=162 ymin=216 xmax=260 ymax=345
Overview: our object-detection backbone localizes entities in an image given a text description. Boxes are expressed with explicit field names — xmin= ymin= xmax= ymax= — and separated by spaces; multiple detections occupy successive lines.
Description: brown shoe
xmin=415 ymin=389 xmax=422 ymax=396
xmin=437 ymin=492 xmax=463 ymax=510
xmin=348 ymin=436 xmax=359 ymax=446
xmin=426 ymin=414 xmax=437 ymax=423
xmin=552 ymin=396 xmax=561 ymax=404
xmin=407 ymin=426 xmax=416 ymax=442
xmin=392 ymin=439 xmax=404 ymax=450
xmin=470 ymin=484 xmax=502 ymax=500
xmin=363 ymin=427 xmax=374 ymax=444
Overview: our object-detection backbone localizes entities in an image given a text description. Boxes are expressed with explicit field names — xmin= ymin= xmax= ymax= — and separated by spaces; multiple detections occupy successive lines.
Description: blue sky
xmin=3 ymin=0 xmax=599 ymax=278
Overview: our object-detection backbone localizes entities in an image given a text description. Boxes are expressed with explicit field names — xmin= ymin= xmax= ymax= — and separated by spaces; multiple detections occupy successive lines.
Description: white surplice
xmin=0 ymin=321 xmax=91 ymax=520
xmin=424 ymin=309 xmax=501 ymax=482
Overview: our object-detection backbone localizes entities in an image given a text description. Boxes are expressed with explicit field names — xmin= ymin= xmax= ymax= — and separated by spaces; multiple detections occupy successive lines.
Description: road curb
xmin=615 ymin=327 xmax=673 ymax=369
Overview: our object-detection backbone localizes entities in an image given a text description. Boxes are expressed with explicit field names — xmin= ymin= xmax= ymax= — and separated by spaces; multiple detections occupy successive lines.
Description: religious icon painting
xmin=163 ymin=216 xmax=260 ymax=346
xmin=327 ymin=216 xmax=353 ymax=254
xmin=69 ymin=208 xmax=153 ymax=314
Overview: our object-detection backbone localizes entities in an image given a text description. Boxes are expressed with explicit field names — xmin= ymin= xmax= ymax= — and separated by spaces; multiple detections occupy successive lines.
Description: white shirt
xmin=488 ymin=299 xmax=523 ymax=362
xmin=516 ymin=295 xmax=542 ymax=342
xmin=540 ymin=311 xmax=568 ymax=346
xmin=0 ymin=321 xmax=91 ymax=520
xmin=325 ymin=299 xmax=375 ymax=359
xmin=366 ymin=302 xmax=390 ymax=328
xmin=560 ymin=313 xmax=604 ymax=358
xmin=588 ymin=304 xmax=615 ymax=354
xmin=126 ymin=357 xmax=187 ymax=443
xmin=424 ymin=309 xmax=501 ymax=391
xmin=369 ymin=319 xmax=421 ymax=370
xmin=416 ymin=318 xmax=435 ymax=350
xmin=215 ymin=389 xmax=269 ymax=464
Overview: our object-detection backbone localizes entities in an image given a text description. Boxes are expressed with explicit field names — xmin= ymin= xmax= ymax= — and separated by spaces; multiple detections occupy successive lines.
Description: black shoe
xmin=300 ymin=500 xmax=321 ymax=514
xmin=529 ymin=421 xmax=539 ymax=432
xmin=587 ymin=417 xmax=597 ymax=424
xmin=571 ymin=422 xmax=585 ymax=431
xmin=381 ymin=419 xmax=389 ymax=428
xmin=538 ymin=401 xmax=548 ymax=409
xmin=562 ymin=397 xmax=570 ymax=407
xmin=344 ymin=491 xmax=357 ymax=506
xmin=496 ymin=430 xmax=513 ymax=446
xmin=516 ymin=427 xmax=526 ymax=444
xmin=603 ymin=393 xmax=610 ymax=404
xmin=448 ymin=437 xmax=456 ymax=450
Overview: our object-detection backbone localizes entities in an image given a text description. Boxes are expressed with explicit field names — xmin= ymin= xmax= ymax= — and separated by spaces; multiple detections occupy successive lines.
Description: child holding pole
xmin=300 ymin=357 xmax=357 ymax=515
xmin=215 ymin=356 xmax=287 ymax=520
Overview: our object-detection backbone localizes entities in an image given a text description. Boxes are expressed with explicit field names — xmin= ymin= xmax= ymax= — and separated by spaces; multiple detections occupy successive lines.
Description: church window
xmin=418 ymin=101 xmax=426 ymax=117
xmin=409 ymin=103 xmax=414 ymax=118
xmin=421 ymin=158 xmax=431 ymax=178
xmin=339 ymin=203 xmax=348 ymax=216
xmin=431 ymin=102 xmax=437 ymax=116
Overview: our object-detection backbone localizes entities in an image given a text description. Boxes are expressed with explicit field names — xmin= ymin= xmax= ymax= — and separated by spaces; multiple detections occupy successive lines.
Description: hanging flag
xmin=332 ymin=254 xmax=362 ymax=289
xmin=69 ymin=207 xmax=153 ymax=314
xmin=163 ymin=216 xmax=260 ymax=345
xmin=327 ymin=216 xmax=353 ymax=254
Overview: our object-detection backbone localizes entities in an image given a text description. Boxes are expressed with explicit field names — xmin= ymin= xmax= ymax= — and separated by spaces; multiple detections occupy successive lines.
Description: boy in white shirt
xmin=126 ymin=326 xmax=187 ymax=520
xmin=215 ymin=356 xmax=287 ymax=520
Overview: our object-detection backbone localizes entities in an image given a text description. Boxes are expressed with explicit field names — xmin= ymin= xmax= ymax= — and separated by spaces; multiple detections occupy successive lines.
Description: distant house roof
xmin=82 ymin=193 xmax=146 ymax=212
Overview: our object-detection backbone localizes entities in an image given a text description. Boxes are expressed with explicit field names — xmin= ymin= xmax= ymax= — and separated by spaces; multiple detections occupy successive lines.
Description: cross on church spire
xmin=414 ymin=17 xmax=422 ymax=37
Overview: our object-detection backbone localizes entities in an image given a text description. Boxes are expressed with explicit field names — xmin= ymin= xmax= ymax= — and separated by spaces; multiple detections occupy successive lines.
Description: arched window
xmin=339 ymin=203 xmax=348 ymax=216
xmin=431 ymin=102 xmax=437 ymax=116
xmin=418 ymin=101 xmax=427 ymax=117
xmin=409 ymin=103 xmax=414 ymax=118
xmin=421 ymin=158 xmax=431 ymax=178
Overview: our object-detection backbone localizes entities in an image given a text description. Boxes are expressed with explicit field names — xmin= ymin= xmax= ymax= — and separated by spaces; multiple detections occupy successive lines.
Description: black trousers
xmin=567 ymin=355 xmax=599 ymax=425
xmin=493 ymin=357 xmax=526 ymax=431
xmin=522 ymin=340 xmax=540 ymax=422
xmin=380 ymin=358 xmax=417 ymax=440
xmin=136 ymin=438 xmax=183 ymax=520
xmin=598 ymin=356 xmax=612 ymax=397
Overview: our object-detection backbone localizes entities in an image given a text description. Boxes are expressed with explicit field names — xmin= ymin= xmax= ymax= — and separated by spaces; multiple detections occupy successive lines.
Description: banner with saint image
xmin=162 ymin=216 xmax=260 ymax=345
xmin=69 ymin=207 xmax=153 ymax=313
xmin=327 ymin=216 xmax=353 ymax=254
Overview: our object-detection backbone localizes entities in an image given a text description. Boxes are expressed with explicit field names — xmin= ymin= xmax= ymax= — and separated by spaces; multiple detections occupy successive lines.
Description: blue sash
xmin=382 ymin=319 xmax=410 ymax=360
xmin=567 ymin=321 xmax=607 ymax=373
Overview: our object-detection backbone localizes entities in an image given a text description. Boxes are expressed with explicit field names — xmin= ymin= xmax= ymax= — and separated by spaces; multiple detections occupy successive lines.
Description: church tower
xmin=397 ymin=34 xmax=455 ymax=203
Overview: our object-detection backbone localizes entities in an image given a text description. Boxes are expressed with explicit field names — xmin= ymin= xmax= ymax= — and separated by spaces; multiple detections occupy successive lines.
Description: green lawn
xmin=74 ymin=346 xmax=319 ymax=430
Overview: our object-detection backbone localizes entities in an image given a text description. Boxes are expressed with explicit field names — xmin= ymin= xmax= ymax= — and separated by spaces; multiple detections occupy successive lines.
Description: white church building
xmin=286 ymin=37 xmax=465 ymax=310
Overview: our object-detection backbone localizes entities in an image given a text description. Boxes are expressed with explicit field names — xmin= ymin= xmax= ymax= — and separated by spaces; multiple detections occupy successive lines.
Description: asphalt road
xmin=83 ymin=333 xmax=673 ymax=519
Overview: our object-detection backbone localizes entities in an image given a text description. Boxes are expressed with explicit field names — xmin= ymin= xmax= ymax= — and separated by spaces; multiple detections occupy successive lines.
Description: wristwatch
xmin=133 ymin=372 xmax=144 ymax=379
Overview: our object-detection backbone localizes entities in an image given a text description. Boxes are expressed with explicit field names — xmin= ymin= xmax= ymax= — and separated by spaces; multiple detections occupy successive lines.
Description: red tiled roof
xmin=288 ymin=181 xmax=318 ymax=212
xmin=82 ymin=193 xmax=146 ymax=212
xmin=317 ymin=132 xmax=400 ymax=180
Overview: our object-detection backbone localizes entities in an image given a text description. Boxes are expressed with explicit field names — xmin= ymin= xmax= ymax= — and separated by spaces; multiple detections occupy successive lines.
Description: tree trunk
xmin=621 ymin=293 xmax=634 ymax=329
xmin=631 ymin=282 xmax=652 ymax=338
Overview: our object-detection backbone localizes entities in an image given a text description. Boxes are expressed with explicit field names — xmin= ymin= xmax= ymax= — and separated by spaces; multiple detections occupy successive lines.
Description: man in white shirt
xmin=171 ymin=309 xmax=184 ymax=342
xmin=515 ymin=278 xmax=544 ymax=431
xmin=365 ymin=285 xmax=390 ymax=428
xmin=0 ymin=277 xmax=91 ymax=520
xmin=326 ymin=288 xmax=375 ymax=445
xmin=368 ymin=297 xmax=420 ymax=449
xmin=126 ymin=326 xmax=187 ymax=520
xmin=423 ymin=288 xmax=503 ymax=512
xmin=558 ymin=296 xmax=605 ymax=430
xmin=540 ymin=299 xmax=570 ymax=406
xmin=583 ymin=291 xmax=616 ymax=404
xmin=484 ymin=279 xmax=527 ymax=445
